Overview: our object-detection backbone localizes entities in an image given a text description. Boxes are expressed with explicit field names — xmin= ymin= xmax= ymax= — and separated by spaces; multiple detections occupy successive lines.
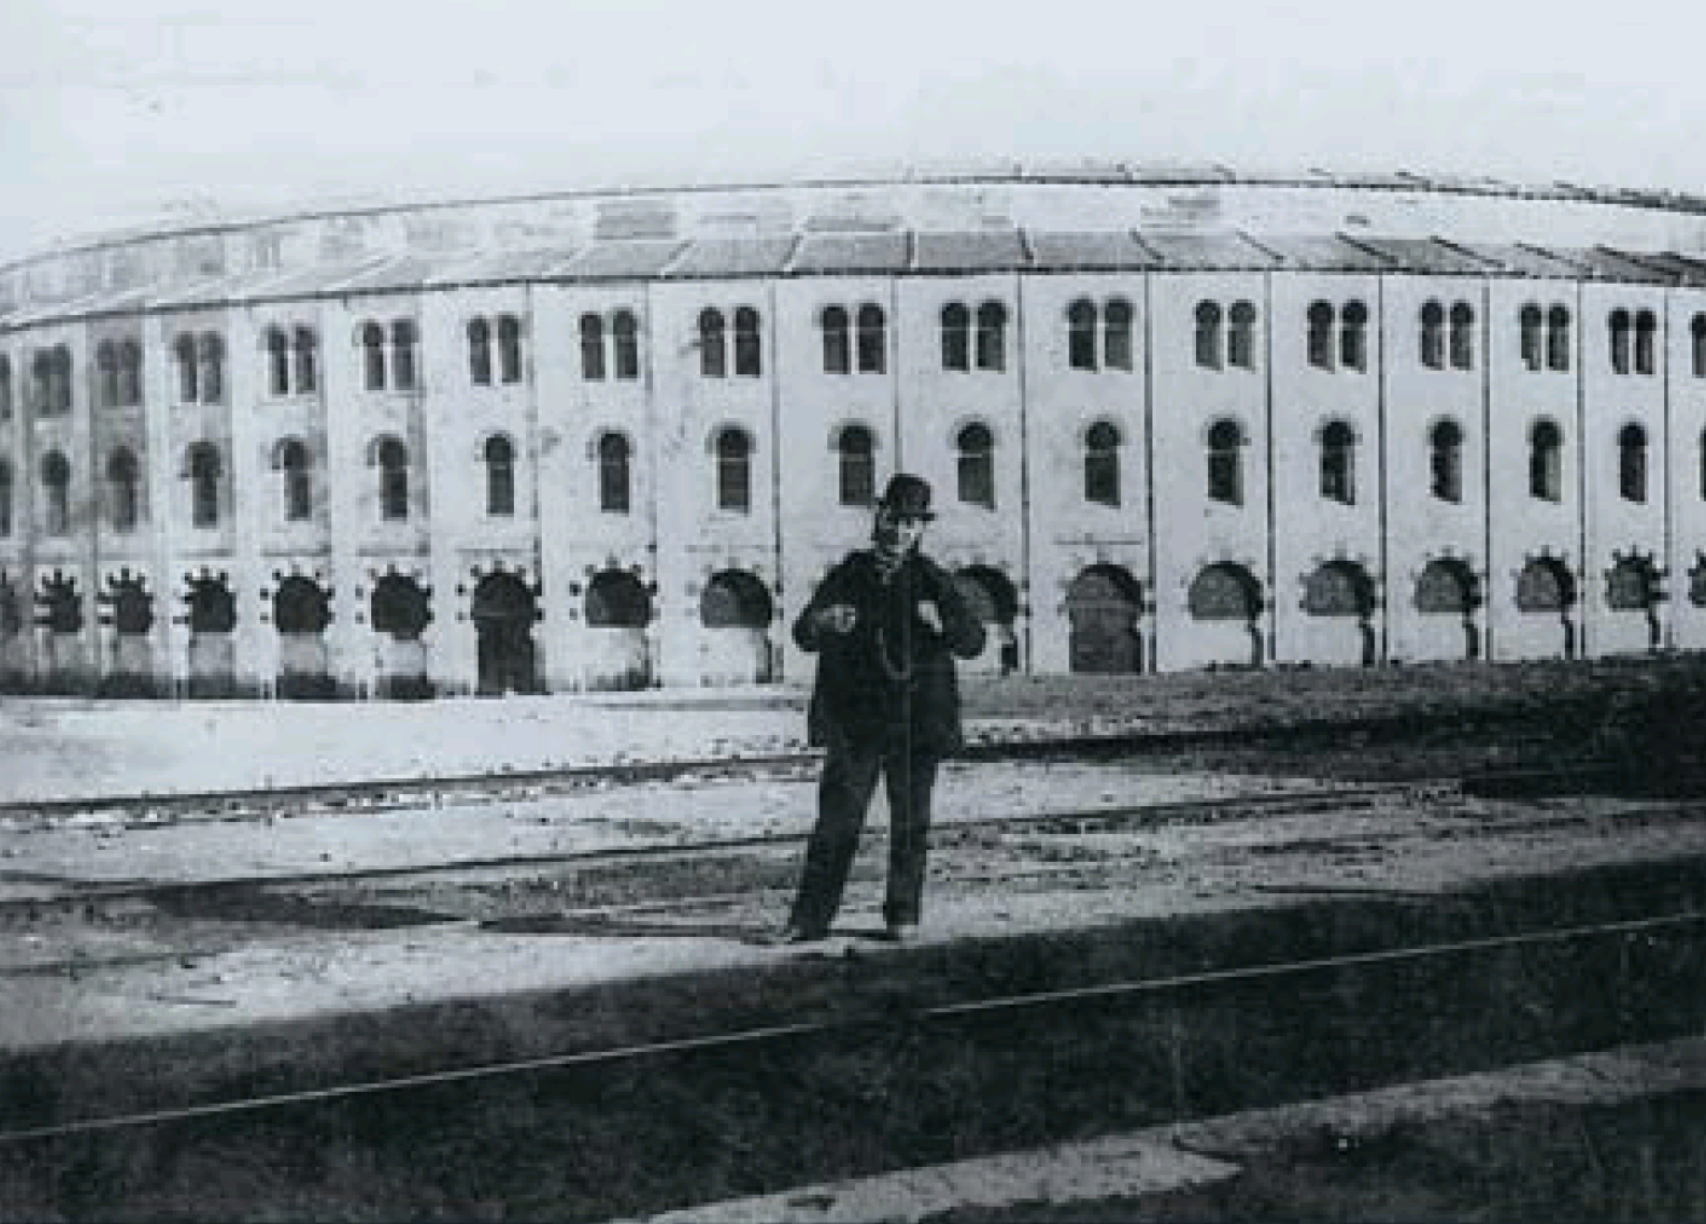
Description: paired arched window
xmin=33 ymin=346 xmax=72 ymax=415
xmin=1619 ymin=423 xmax=1648 ymax=504
xmin=820 ymin=304 xmax=887 ymax=375
xmin=714 ymin=427 xmax=753 ymax=512
xmin=1429 ymin=420 xmax=1463 ymax=504
xmin=361 ymin=318 xmax=419 ymax=391
xmin=580 ymin=310 xmax=641 ymax=381
xmin=186 ymin=443 xmax=222 ymax=528
xmin=1605 ymin=309 xmax=1657 ymax=376
xmin=107 ymin=448 xmax=140 ymax=531
xmin=1529 ymin=420 xmax=1564 ymax=502
xmin=1083 ymin=420 xmax=1121 ymax=507
xmin=373 ymin=436 xmax=410 ymax=521
xmin=836 ymin=424 xmax=876 ymax=507
xmin=956 ymin=422 xmax=995 ymax=508
xmin=1198 ymin=300 xmax=1258 ymax=369
xmin=699 ymin=307 xmax=761 ymax=377
xmin=276 ymin=438 xmax=312 ymax=523
xmin=1068 ymin=298 xmax=1133 ymax=371
xmin=468 ymin=315 xmax=521 ymax=385
xmin=263 ymin=326 xmax=318 ymax=396
xmin=1207 ymin=419 xmax=1245 ymax=506
xmin=1520 ymin=305 xmax=1571 ymax=372
xmin=1319 ymin=421 xmax=1357 ymax=504
xmin=1421 ymin=302 xmax=1475 ymax=370
xmin=941 ymin=301 xmax=1009 ymax=372
xmin=597 ymin=432 xmax=632 ymax=513
xmin=483 ymin=434 xmax=515 ymax=517
xmin=41 ymin=451 xmax=70 ymax=535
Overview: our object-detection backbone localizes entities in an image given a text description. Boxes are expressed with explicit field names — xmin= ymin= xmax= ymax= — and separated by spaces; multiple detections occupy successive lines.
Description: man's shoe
xmin=778 ymin=923 xmax=827 ymax=945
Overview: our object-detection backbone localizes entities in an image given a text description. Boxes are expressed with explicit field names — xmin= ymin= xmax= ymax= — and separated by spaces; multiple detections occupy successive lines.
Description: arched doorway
xmin=1604 ymin=555 xmax=1661 ymax=654
xmin=1186 ymin=563 xmax=1264 ymax=668
xmin=0 ymin=573 xmax=24 ymax=691
xmin=103 ymin=575 xmax=157 ymax=696
xmin=1414 ymin=559 xmax=1480 ymax=661
xmin=274 ymin=576 xmax=334 ymax=699
xmin=472 ymin=572 xmax=538 ymax=695
xmin=35 ymin=573 xmax=84 ymax=694
xmin=1515 ymin=557 xmax=1578 ymax=659
xmin=371 ymin=574 xmax=433 ymax=699
xmin=1066 ymin=565 xmax=1143 ymax=673
xmin=585 ymin=569 xmax=652 ymax=690
xmin=953 ymin=565 xmax=1019 ymax=674
xmin=1302 ymin=560 xmax=1377 ymax=666
xmin=185 ymin=576 xmax=237 ymax=697
xmin=699 ymin=569 xmax=774 ymax=685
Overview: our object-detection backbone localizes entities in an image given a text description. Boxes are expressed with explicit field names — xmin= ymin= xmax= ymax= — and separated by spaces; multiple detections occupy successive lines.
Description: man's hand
xmin=815 ymin=604 xmax=857 ymax=634
xmin=915 ymin=600 xmax=943 ymax=633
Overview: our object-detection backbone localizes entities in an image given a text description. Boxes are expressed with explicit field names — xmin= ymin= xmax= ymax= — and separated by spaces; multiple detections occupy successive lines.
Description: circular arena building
xmin=5 ymin=163 xmax=1706 ymax=698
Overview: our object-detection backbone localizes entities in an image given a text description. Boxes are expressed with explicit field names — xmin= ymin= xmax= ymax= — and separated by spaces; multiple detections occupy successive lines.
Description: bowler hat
xmin=877 ymin=473 xmax=935 ymax=520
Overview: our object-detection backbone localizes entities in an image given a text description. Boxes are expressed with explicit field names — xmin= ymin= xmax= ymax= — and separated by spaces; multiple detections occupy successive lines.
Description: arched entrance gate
xmin=473 ymin=573 xmax=539 ymax=695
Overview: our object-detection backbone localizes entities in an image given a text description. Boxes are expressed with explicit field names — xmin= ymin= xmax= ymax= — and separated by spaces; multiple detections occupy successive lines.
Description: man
xmin=782 ymin=473 xmax=986 ymax=943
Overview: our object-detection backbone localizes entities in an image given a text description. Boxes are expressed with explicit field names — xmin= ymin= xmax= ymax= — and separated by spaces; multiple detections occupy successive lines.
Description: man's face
xmin=874 ymin=507 xmax=927 ymax=554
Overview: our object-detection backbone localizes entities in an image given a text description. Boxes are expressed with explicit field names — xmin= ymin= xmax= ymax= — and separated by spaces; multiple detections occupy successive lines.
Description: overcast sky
xmin=3 ymin=0 xmax=1703 ymax=262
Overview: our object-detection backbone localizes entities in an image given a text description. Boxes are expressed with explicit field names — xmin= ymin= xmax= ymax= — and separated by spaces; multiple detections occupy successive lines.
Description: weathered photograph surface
xmin=5 ymin=1 xmax=1706 ymax=1219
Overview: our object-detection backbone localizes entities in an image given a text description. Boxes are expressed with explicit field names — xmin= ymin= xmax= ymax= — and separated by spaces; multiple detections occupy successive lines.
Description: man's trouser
xmin=788 ymin=725 xmax=940 ymax=935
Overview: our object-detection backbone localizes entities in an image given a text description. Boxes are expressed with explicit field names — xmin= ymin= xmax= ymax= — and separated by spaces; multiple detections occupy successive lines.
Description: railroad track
xmin=0 ymin=762 xmax=1682 ymax=982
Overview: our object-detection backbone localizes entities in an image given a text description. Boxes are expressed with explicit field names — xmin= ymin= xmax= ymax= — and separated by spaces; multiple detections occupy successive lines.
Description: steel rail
xmin=1 ymin=906 xmax=1699 ymax=1147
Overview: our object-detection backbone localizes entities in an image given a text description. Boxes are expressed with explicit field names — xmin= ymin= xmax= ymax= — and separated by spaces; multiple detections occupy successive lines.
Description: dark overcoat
xmin=794 ymin=548 xmax=986 ymax=754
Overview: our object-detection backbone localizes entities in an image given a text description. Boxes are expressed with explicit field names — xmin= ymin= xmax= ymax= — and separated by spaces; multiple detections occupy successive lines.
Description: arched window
xmin=941 ymin=303 xmax=970 ymax=370
xmin=467 ymin=317 xmax=492 ymax=385
xmin=1547 ymin=305 xmax=1571 ymax=371
xmin=49 ymin=346 xmax=71 ymax=414
xmin=612 ymin=310 xmax=640 ymax=379
xmin=484 ymin=435 xmax=516 ymax=517
xmin=375 ymin=436 xmax=409 ymax=521
xmin=1340 ymin=301 xmax=1368 ymax=372
xmin=856 ymin=304 xmax=886 ymax=374
xmin=956 ymin=422 xmax=995 ymax=508
xmin=1635 ymin=310 xmax=1657 ymax=376
xmin=1529 ymin=420 xmax=1563 ymax=502
xmin=1104 ymin=298 xmax=1134 ymax=371
xmin=1419 ymin=302 xmax=1444 ymax=370
xmin=0 ymin=357 xmax=11 ymax=418
xmin=391 ymin=319 xmax=418 ymax=390
xmin=1619 ymin=422 xmax=1648 ymax=504
xmin=293 ymin=327 xmax=317 ymax=393
xmin=1228 ymin=301 xmax=1257 ymax=370
xmin=196 ymin=333 xmax=223 ymax=404
xmin=1307 ymin=301 xmax=1335 ymax=370
xmin=1069 ymin=299 xmax=1098 ymax=370
xmin=41 ymin=451 xmax=70 ymax=536
xmin=1609 ymin=309 xmax=1632 ymax=374
xmin=187 ymin=443 xmax=221 ymax=528
xmin=975 ymin=301 xmax=1008 ymax=371
xmin=698 ymin=308 xmax=726 ymax=378
xmin=734 ymin=307 xmax=762 ymax=377
xmin=266 ymin=326 xmax=291 ymax=395
xmin=1207 ymin=419 xmax=1244 ymax=506
xmin=837 ymin=424 xmax=875 ymax=507
xmin=1694 ymin=315 xmax=1706 ymax=379
xmin=1320 ymin=421 xmax=1356 ymax=504
xmin=497 ymin=314 xmax=522 ymax=383
xmin=714 ymin=427 xmax=752 ymax=512
xmin=362 ymin=322 xmax=387 ymax=390
xmin=580 ymin=313 xmax=606 ymax=381
xmin=107 ymin=448 xmax=140 ymax=532
xmin=1449 ymin=302 xmax=1475 ymax=371
xmin=118 ymin=340 xmax=141 ymax=406
xmin=597 ymin=432 xmax=631 ymax=513
xmin=1520 ymin=304 xmax=1544 ymax=371
xmin=174 ymin=334 xmax=199 ymax=402
xmin=1195 ymin=301 xmax=1223 ymax=369
xmin=1084 ymin=420 xmax=1121 ymax=507
xmin=96 ymin=340 xmax=119 ymax=407
xmin=1430 ymin=419 xmax=1463 ymax=504
xmin=821 ymin=305 xmax=851 ymax=374
xmin=267 ymin=438 xmax=308 ymax=522
xmin=0 ymin=459 xmax=10 ymax=536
